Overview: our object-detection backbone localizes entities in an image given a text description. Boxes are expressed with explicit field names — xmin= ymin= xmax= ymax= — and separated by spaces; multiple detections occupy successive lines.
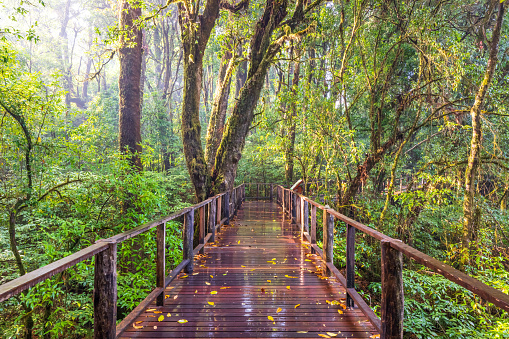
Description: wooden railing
xmin=277 ymin=185 xmax=509 ymax=339
xmin=0 ymin=184 xmax=246 ymax=339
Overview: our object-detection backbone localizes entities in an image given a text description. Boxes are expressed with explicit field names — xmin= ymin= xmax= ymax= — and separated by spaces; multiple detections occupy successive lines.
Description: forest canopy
xmin=1 ymin=0 xmax=509 ymax=338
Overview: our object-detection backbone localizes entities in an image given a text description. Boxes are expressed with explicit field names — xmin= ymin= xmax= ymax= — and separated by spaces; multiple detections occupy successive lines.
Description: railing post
xmin=199 ymin=205 xmax=205 ymax=255
xmin=346 ymin=224 xmax=355 ymax=308
xmin=216 ymin=196 xmax=222 ymax=232
xmin=224 ymin=192 xmax=230 ymax=225
xmin=270 ymin=184 xmax=273 ymax=201
xmin=323 ymin=209 xmax=334 ymax=275
xmin=291 ymin=192 xmax=297 ymax=225
xmin=94 ymin=242 xmax=117 ymax=339
xmin=303 ymin=199 xmax=309 ymax=233
xmin=257 ymin=184 xmax=259 ymax=199
xmin=381 ymin=240 xmax=404 ymax=339
xmin=209 ymin=198 xmax=217 ymax=242
xmin=310 ymin=204 xmax=317 ymax=254
xmin=300 ymin=197 xmax=304 ymax=235
xmin=156 ymin=223 xmax=166 ymax=306
xmin=183 ymin=209 xmax=194 ymax=273
xmin=233 ymin=189 xmax=237 ymax=215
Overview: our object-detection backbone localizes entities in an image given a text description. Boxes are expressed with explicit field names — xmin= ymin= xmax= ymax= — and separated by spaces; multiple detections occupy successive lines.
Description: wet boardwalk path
xmin=120 ymin=201 xmax=378 ymax=338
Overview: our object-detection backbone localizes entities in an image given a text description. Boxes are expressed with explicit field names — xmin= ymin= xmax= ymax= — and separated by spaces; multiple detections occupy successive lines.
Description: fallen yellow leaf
xmin=208 ymin=301 xmax=215 ymax=306
xmin=295 ymin=304 xmax=301 ymax=308
xmin=267 ymin=280 xmax=272 ymax=283
xmin=297 ymin=331 xmax=308 ymax=333
xmin=327 ymin=332 xmax=338 ymax=337
xmin=146 ymin=308 xmax=156 ymax=312
xmin=220 ymin=287 xmax=230 ymax=289
xmin=318 ymin=335 xmax=331 ymax=338
xmin=133 ymin=324 xmax=143 ymax=329
xmin=241 ymin=265 xmax=246 ymax=268
xmin=285 ymin=275 xmax=297 ymax=278
xmin=173 ymin=295 xmax=178 ymax=300
xmin=277 ymin=307 xmax=282 ymax=313
xmin=154 ymin=311 xmax=162 ymax=313
xmin=210 ymin=275 xmax=214 ymax=278
xmin=286 ymin=286 xmax=291 ymax=290
xmin=158 ymin=315 xmax=164 ymax=322
xmin=338 ymin=309 xmax=343 ymax=314
xmin=238 ymin=240 xmax=240 ymax=244
xmin=268 ymin=316 xmax=274 ymax=321
xmin=211 ymin=291 xmax=217 ymax=294
xmin=370 ymin=335 xmax=380 ymax=339
xmin=177 ymin=319 xmax=188 ymax=324
xmin=167 ymin=313 xmax=171 ymax=317
xmin=205 ymin=282 xmax=211 ymax=285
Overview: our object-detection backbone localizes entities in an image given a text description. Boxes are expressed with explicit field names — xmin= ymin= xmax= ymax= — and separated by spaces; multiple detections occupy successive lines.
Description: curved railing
xmin=277 ymin=185 xmax=509 ymax=339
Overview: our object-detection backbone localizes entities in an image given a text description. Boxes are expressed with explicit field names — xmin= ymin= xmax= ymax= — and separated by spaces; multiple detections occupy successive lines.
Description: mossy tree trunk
xmin=462 ymin=2 xmax=505 ymax=250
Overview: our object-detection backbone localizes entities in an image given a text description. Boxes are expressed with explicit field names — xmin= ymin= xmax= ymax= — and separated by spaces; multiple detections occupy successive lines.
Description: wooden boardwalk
xmin=120 ymin=201 xmax=378 ymax=338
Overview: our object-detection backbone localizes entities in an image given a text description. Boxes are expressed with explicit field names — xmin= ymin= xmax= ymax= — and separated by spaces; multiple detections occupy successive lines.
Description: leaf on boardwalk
xmin=318 ymin=334 xmax=331 ymax=338
xmin=338 ymin=310 xmax=343 ymax=314
xmin=220 ymin=287 xmax=230 ymax=289
xmin=177 ymin=319 xmax=188 ymax=324
xmin=146 ymin=308 xmax=156 ymax=312
xmin=133 ymin=324 xmax=143 ymax=329
xmin=241 ymin=265 xmax=246 ymax=268
xmin=238 ymin=240 xmax=241 ymax=244
xmin=286 ymin=286 xmax=291 ymax=290
xmin=295 ymin=304 xmax=301 ymax=308
xmin=327 ymin=332 xmax=338 ymax=337
xmin=205 ymin=282 xmax=211 ymax=285
xmin=276 ymin=307 xmax=282 ymax=313
xmin=211 ymin=291 xmax=217 ymax=294
xmin=267 ymin=316 xmax=274 ymax=321
xmin=210 ymin=275 xmax=214 ymax=278
xmin=285 ymin=275 xmax=297 ymax=278
xmin=173 ymin=295 xmax=178 ymax=300
xmin=208 ymin=301 xmax=215 ymax=306
xmin=167 ymin=313 xmax=171 ymax=317
xmin=297 ymin=331 xmax=308 ymax=333
xmin=370 ymin=335 xmax=380 ymax=338
xmin=154 ymin=311 xmax=162 ymax=313
xmin=267 ymin=280 xmax=271 ymax=283
xmin=158 ymin=315 xmax=164 ymax=322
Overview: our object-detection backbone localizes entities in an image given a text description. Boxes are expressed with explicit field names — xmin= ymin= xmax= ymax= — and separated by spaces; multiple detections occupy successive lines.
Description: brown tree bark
xmin=118 ymin=0 xmax=143 ymax=170
xmin=205 ymin=48 xmax=234 ymax=172
xmin=462 ymin=2 xmax=505 ymax=250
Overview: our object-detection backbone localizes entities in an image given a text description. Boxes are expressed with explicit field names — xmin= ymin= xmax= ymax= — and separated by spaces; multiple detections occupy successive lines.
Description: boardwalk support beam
xmin=209 ymin=198 xmax=216 ymax=242
xmin=156 ymin=223 xmax=166 ymax=306
xmin=323 ymin=210 xmax=334 ymax=275
xmin=291 ymin=192 xmax=297 ymax=225
xmin=183 ymin=209 xmax=194 ymax=273
xmin=381 ymin=240 xmax=404 ymax=339
xmin=94 ymin=243 xmax=117 ymax=339
xmin=346 ymin=224 xmax=355 ymax=308
xmin=224 ymin=192 xmax=230 ymax=225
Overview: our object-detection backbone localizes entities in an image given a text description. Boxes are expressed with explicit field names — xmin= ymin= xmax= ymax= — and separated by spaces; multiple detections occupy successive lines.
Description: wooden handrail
xmin=0 ymin=184 xmax=246 ymax=339
xmin=276 ymin=185 xmax=509 ymax=339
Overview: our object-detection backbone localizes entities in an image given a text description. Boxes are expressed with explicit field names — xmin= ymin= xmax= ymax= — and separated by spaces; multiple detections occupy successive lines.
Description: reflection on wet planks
xmin=120 ymin=201 xmax=379 ymax=339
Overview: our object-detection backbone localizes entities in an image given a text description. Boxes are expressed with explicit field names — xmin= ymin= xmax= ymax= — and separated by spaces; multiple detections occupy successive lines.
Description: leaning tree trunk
xmin=284 ymin=49 xmax=301 ymax=184
xmin=118 ymin=0 xmax=143 ymax=170
xmin=462 ymin=2 xmax=505 ymax=250
xmin=205 ymin=48 xmax=234 ymax=172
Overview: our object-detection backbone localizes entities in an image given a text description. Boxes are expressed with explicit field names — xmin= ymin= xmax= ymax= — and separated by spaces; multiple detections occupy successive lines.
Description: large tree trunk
xmin=118 ymin=0 xmax=143 ymax=170
xmin=210 ymin=0 xmax=289 ymax=193
xmin=178 ymin=0 xmax=222 ymax=202
xmin=205 ymin=49 xmax=233 ymax=172
xmin=462 ymin=2 xmax=505 ymax=249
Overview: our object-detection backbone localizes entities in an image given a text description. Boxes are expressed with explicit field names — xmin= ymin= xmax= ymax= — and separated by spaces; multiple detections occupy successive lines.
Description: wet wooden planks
xmin=120 ymin=201 xmax=378 ymax=339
